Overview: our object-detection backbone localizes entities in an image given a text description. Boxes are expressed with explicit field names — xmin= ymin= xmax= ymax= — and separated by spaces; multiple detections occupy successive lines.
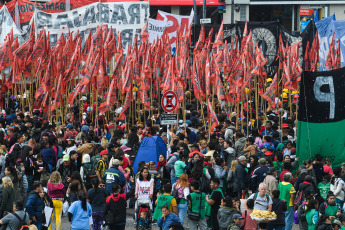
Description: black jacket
xmin=104 ymin=185 xmax=135 ymax=226
xmin=269 ymin=198 xmax=287 ymax=225
xmin=299 ymin=182 xmax=316 ymax=197
xmin=235 ymin=163 xmax=250 ymax=191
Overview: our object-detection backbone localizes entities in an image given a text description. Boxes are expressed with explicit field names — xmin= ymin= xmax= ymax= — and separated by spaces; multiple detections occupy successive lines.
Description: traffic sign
xmin=161 ymin=91 xmax=178 ymax=113
xmin=200 ymin=18 xmax=211 ymax=24
xmin=160 ymin=114 xmax=178 ymax=125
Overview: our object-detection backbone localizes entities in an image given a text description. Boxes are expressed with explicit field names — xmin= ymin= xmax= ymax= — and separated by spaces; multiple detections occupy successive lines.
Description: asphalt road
xmin=54 ymin=208 xmax=299 ymax=230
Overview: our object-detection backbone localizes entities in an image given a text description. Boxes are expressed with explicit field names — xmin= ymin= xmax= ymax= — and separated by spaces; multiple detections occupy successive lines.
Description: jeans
xmin=34 ymin=220 xmax=42 ymax=230
xmin=177 ymin=202 xmax=188 ymax=226
xmin=267 ymin=224 xmax=285 ymax=230
xmin=171 ymin=176 xmax=177 ymax=185
xmin=284 ymin=207 xmax=294 ymax=230
xmin=189 ymin=218 xmax=208 ymax=230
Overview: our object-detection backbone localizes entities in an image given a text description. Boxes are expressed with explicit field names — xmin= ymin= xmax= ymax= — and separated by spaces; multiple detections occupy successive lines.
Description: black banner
xmin=299 ymin=67 xmax=345 ymax=123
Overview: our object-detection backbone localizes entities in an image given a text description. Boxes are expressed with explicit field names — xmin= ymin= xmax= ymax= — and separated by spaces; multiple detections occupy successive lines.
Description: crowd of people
xmin=0 ymin=94 xmax=344 ymax=230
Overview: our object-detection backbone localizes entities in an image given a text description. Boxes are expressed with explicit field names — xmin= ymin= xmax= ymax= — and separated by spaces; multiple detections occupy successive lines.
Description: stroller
xmin=135 ymin=198 xmax=153 ymax=230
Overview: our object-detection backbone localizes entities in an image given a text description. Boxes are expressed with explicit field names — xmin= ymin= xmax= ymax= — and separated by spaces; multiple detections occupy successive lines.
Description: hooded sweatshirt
xmin=217 ymin=207 xmax=240 ymax=230
xmin=235 ymin=137 xmax=247 ymax=157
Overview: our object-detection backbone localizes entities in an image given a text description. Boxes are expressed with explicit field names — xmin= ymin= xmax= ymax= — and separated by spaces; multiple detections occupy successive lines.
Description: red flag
xmin=262 ymin=73 xmax=278 ymax=108
xmin=213 ymin=21 xmax=223 ymax=48
xmin=140 ymin=19 xmax=149 ymax=44
xmin=99 ymin=77 xmax=118 ymax=114
xmin=334 ymin=39 xmax=341 ymax=69
xmin=12 ymin=37 xmax=34 ymax=82
xmin=325 ymin=32 xmax=335 ymax=70
xmin=118 ymin=88 xmax=132 ymax=121
xmin=64 ymin=37 xmax=81 ymax=83
xmin=207 ymin=98 xmax=219 ymax=134
xmin=0 ymin=37 xmax=13 ymax=71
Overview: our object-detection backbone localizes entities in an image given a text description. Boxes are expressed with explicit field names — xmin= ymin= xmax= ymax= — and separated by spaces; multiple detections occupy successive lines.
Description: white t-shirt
xmin=248 ymin=193 xmax=273 ymax=211
xmin=136 ymin=178 xmax=154 ymax=200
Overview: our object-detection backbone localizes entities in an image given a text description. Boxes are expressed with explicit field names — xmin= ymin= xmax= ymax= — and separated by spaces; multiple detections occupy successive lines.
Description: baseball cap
xmin=232 ymin=213 xmax=244 ymax=220
xmin=238 ymin=156 xmax=246 ymax=162
xmin=100 ymin=150 xmax=108 ymax=156
xmin=120 ymin=145 xmax=131 ymax=152
xmin=258 ymin=158 xmax=266 ymax=164
xmin=264 ymin=151 xmax=274 ymax=156
xmin=63 ymin=154 xmax=70 ymax=162
xmin=282 ymin=123 xmax=289 ymax=129
xmin=66 ymin=124 xmax=73 ymax=129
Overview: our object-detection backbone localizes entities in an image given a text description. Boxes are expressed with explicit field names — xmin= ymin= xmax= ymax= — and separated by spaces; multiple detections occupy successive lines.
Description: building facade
xmin=150 ymin=0 xmax=345 ymax=33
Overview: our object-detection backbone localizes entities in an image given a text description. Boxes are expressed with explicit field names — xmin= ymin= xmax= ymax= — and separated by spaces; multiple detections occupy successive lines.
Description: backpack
xmin=12 ymin=212 xmax=29 ymax=230
xmin=294 ymin=190 xmax=305 ymax=206
xmin=253 ymin=192 xmax=270 ymax=203
xmin=92 ymin=154 xmax=102 ymax=169
xmin=199 ymin=171 xmax=212 ymax=194
xmin=83 ymin=165 xmax=97 ymax=189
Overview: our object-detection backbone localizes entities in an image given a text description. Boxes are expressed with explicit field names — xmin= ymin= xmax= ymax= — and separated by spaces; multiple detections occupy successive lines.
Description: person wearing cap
xmin=102 ymin=157 xmax=126 ymax=194
xmin=263 ymin=167 xmax=278 ymax=196
xmin=251 ymin=158 xmax=269 ymax=193
xmin=278 ymin=172 xmax=296 ymax=230
xmin=96 ymin=150 xmax=109 ymax=182
xmin=235 ymin=156 xmax=250 ymax=198
xmin=227 ymin=213 xmax=243 ymax=230
xmin=63 ymin=124 xmax=77 ymax=142
xmin=119 ymin=145 xmax=132 ymax=169
xmin=58 ymin=153 xmax=77 ymax=189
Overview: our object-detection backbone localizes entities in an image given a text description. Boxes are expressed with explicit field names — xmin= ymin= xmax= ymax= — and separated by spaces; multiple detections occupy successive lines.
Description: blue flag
xmin=316 ymin=14 xmax=336 ymax=71
xmin=314 ymin=9 xmax=319 ymax=22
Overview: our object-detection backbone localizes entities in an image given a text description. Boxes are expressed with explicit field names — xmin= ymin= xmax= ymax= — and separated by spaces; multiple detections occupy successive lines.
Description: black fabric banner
xmin=299 ymin=67 xmax=345 ymax=123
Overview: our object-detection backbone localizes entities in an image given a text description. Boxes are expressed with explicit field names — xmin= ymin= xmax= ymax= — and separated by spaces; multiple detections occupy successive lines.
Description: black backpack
xmin=12 ymin=212 xmax=29 ymax=230
xmin=83 ymin=165 xmax=97 ymax=189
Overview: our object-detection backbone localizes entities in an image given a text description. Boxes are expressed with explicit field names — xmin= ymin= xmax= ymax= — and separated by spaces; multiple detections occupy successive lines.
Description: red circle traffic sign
xmin=161 ymin=91 xmax=178 ymax=113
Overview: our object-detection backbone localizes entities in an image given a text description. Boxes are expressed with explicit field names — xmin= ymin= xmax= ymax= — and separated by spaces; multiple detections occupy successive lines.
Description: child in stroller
xmin=135 ymin=199 xmax=152 ymax=230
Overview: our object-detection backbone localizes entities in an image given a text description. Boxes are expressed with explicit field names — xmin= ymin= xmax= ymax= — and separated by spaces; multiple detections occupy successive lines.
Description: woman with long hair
xmin=0 ymin=177 xmax=15 ymax=218
xmin=87 ymin=179 xmax=109 ymax=230
xmin=227 ymin=160 xmax=238 ymax=198
xmin=21 ymin=146 xmax=36 ymax=192
xmin=135 ymin=167 xmax=154 ymax=200
xmin=68 ymin=171 xmax=87 ymax=195
xmin=47 ymin=171 xmax=65 ymax=230
xmin=156 ymin=154 xmax=169 ymax=180
xmin=4 ymin=166 xmax=22 ymax=201
xmin=172 ymin=173 xmax=190 ymax=226
xmin=68 ymin=190 xmax=92 ymax=230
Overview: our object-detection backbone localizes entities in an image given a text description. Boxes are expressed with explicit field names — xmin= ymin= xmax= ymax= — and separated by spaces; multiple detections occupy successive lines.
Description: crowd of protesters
xmin=0 ymin=93 xmax=344 ymax=230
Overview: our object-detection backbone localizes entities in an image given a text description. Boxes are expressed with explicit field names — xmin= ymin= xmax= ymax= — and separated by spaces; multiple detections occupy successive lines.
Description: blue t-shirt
xmin=68 ymin=200 xmax=92 ymax=230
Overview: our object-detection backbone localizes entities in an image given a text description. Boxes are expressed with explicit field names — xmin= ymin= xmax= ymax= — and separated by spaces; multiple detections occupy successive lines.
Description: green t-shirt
xmin=189 ymin=192 xmax=206 ymax=219
xmin=174 ymin=160 xmax=186 ymax=178
xmin=152 ymin=194 xmax=174 ymax=220
xmin=318 ymin=182 xmax=331 ymax=200
xmin=306 ymin=209 xmax=317 ymax=230
xmin=278 ymin=182 xmax=293 ymax=210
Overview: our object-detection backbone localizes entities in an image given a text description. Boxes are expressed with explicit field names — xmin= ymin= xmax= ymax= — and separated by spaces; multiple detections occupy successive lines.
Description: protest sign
xmin=148 ymin=18 xmax=166 ymax=44
xmin=156 ymin=9 xmax=193 ymax=52
xmin=35 ymin=2 xmax=149 ymax=50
